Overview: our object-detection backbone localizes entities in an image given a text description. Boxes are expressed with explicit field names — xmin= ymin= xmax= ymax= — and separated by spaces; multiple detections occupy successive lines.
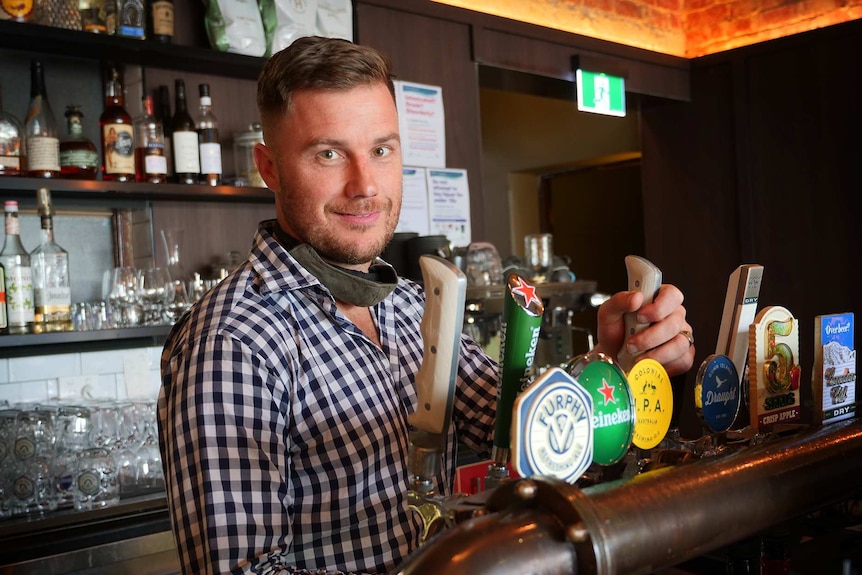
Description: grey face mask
xmin=274 ymin=224 xmax=398 ymax=307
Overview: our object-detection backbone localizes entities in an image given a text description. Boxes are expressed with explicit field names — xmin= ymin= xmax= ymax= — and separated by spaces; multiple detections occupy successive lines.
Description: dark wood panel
xmin=356 ymin=2 xmax=486 ymax=241
xmin=640 ymin=64 xmax=740 ymax=437
xmin=473 ymin=27 xmax=691 ymax=102
xmin=151 ymin=202 xmax=274 ymax=279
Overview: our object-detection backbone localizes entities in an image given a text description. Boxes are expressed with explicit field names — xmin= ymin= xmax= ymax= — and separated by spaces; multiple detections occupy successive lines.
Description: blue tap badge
xmin=511 ymin=367 xmax=593 ymax=483
xmin=695 ymin=354 xmax=741 ymax=433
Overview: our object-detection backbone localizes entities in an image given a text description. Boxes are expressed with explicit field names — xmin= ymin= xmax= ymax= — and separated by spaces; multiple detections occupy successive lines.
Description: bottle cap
xmin=4 ymin=200 xmax=18 ymax=211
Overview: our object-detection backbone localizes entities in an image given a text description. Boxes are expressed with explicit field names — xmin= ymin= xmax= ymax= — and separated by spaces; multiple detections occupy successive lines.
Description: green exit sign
xmin=576 ymin=69 xmax=626 ymax=117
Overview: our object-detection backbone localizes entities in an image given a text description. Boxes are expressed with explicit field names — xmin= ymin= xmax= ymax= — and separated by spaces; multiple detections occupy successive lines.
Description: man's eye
xmin=372 ymin=146 xmax=392 ymax=158
xmin=318 ymin=150 xmax=339 ymax=160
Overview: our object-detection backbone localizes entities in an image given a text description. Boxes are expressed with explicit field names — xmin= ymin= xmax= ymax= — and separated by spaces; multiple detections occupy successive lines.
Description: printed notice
xmin=427 ymin=168 xmax=471 ymax=247
xmin=395 ymin=80 xmax=446 ymax=168
xmin=396 ymin=167 xmax=430 ymax=235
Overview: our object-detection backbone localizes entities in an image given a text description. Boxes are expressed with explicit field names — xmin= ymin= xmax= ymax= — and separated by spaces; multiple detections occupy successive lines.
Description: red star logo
xmin=511 ymin=277 xmax=541 ymax=308
xmin=598 ymin=378 xmax=617 ymax=405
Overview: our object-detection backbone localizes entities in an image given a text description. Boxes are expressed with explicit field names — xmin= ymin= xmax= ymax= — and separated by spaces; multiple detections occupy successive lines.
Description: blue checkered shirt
xmin=158 ymin=220 xmax=498 ymax=575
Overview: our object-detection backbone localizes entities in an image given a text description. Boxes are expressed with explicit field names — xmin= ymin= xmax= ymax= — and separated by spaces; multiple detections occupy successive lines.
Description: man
xmin=158 ymin=36 xmax=695 ymax=575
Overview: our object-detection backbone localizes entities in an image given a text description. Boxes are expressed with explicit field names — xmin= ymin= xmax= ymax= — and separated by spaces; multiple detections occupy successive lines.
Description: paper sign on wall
xmin=396 ymin=167 xmax=430 ymax=235
xmin=394 ymin=80 xmax=446 ymax=168
xmin=427 ymin=168 xmax=471 ymax=247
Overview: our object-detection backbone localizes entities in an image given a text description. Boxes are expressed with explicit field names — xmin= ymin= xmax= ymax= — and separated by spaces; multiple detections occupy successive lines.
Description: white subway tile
xmin=9 ymin=353 xmax=80 ymax=382
xmin=79 ymin=349 xmax=126 ymax=375
xmin=18 ymin=380 xmax=51 ymax=405
xmin=0 ymin=359 xmax=8 ymax=383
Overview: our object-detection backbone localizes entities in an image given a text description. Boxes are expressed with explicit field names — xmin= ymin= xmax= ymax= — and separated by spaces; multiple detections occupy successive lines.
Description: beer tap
xmin=485 ymin=273 xmax=545 ymax=489
xmin=407 ymin=255 xmax=467 ymax=541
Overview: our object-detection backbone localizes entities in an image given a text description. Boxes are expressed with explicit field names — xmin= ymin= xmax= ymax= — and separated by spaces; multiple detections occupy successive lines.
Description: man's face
xmin=254 ymin=83 xmax=402 ymax=270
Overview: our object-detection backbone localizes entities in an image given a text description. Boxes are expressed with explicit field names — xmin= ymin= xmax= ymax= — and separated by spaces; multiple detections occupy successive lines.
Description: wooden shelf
xmin=0 ymin=176 xmax=274 ymax=203
xmin=0 ymin=325 xmax=171 ymax=357
xmin=0 ymin=20 xmax=265 ymax=80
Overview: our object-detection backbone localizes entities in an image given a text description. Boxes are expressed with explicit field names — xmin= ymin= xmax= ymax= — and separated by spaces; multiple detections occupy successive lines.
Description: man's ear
xmin=254 ymin=142 xmax=279 ymax=191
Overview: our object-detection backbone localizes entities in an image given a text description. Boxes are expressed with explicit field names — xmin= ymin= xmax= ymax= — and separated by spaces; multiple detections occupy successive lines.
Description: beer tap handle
xmin=616 ymin=255 xmax=662 ymax=373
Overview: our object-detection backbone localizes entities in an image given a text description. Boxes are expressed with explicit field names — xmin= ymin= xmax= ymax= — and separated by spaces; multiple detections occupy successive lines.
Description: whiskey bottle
xmin=79 ymin=0 xmax=108 ymax=33
xmin=100 ymin=67 xmax=135 ymax=182
xmin=0 ymin=201 xmax=35 ymax=334
xmin=117 ymin=0 xmax=145 ymax=39
xmin=0 ymin=83 xmax=24 ymax=177
xmin=25 ymin=61 xmax=60 ymax=179
xmin=59 ymin=105 xmax=99 ymax=180
xmin=134 ymin=94 xmax=167 ymax=183
xmin=196 ymin=83 xmax=222 ymax=186
xmin=31 ymin=188 xmax=72 ymax=332
xmin=171 ymin=79 xmax=200 ymax=184
xmin=147 ymin=0 xmax=173 ymax=43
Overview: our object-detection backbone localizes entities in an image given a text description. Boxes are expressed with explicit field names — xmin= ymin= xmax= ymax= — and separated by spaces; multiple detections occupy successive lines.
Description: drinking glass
xmin=74 ymin=447 xmax=120 ymax=511
xmin=105 ymin=267 xmax=142 ymax=327
xmin=138 ymin=267 xmax=172 ymax=325
xmin=10 ymin=409 xmax=58 ymax=515
xmin=0 ymin=408 xmax=21 ymax=518
xmin=54 ymin=405 xmax=93 ymax=509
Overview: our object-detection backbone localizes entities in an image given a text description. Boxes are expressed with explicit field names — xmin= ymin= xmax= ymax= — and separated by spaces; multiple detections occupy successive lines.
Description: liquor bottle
xmin=0 ymin=262 xmax=8 ymax=334
xmin=156 ymin=84 xmax=173 ymax=178
xmin=59 ymin=105 xmax=99 ymax=180
xmin=133 ymin=94 xmax=167 ymax=183
xmin=100 ymin=67 xmax=135 ymax=182
xmin=31 ymin=188 xmax=72 ymax=332
xmin=117 ymin=0 xmax=145 ymax=39
xmin=196 ymin=84 xmax=222 ymax=186
xmin=79 ymin=0 xmax=108 ymax=33
xmin=147 ymin=0 xmax=173 ymax=43
xmin=0 ymin=201 xmax=35 ymax=334
xmin=0 ymin=83 xmax=24 ymax=177
xmin=171 ymin=79 xmax=200 ymax=184
xmin=25 ymin=61 xmax=60 ymax=179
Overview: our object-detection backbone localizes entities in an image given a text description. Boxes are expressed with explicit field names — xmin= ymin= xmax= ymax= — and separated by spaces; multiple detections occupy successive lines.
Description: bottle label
xmin=0 ymin=266 xmax=7 ymax=329
xmin=173 ymin=130 xmax=200 ymax=174
xmin=35 ymin=286 xmax=72 ymax=308
xmin=60 ymin=149 xmax=100 ymax=169
xmin=199 ymin=142 xmax=222 ymax=175
xmin=145 ymin=154 xmax=168 ymax=175
xmin=4 ymin=265 xmax=35 ymax=325
xmin=1 ymin=0 xmax=34 ymax=19
xmin=103 ymin=123 xmax=135 ymax=174
xmin=27 ymin=137 xmax=60 ymax=172
xmin=152 ymin=0 xmax=174 ymax=36
xmin=0 ymin=156 xmax=21 ymax=170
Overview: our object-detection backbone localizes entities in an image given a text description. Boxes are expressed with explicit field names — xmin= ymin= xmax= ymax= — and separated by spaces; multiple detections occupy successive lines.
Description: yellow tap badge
xmin=628 ymin=358 xmax=674 ymax=450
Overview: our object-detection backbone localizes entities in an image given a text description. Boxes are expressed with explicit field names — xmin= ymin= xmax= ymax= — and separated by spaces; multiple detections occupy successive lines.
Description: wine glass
xmin=104 ymin=267 xmax=142 ymax=327
xmin=138 ymin=267 xmax=172 ymax=325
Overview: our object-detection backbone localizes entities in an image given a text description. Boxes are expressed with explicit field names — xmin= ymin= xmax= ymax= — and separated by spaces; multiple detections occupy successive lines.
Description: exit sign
xmin=576 ymin=69 xmax=626 ymax=117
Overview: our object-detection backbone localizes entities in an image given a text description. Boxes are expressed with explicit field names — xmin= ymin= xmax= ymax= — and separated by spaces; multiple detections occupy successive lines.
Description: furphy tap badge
xmin=812 ymin=312 xmax=856 ymax=424
xmin=512 ymin=367 xmax=593 ymax=483
xmin=628 ymin=359 xmax=673 ymax=450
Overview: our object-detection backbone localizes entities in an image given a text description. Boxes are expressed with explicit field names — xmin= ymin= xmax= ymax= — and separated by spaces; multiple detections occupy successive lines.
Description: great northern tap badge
xmin=512 ymin=367 xmax=593 ymax=483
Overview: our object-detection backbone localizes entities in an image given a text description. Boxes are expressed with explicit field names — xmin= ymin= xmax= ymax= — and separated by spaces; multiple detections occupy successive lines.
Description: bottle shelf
xmin=0 ymin=176 xmax=274 ymax=203
xmin=0 ymin=325 xmax=171 ymax=357
xmin=0 ymin=20 xmax=265 ymax=80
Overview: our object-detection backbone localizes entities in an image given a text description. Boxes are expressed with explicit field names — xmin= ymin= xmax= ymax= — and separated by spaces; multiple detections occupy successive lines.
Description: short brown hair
xmin=257 ymin=36 xmax=396 ymax=135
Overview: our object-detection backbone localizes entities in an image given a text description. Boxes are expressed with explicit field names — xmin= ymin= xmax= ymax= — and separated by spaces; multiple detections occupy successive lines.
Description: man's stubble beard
xmin=288 ymin=192 xmax=403 ymax=267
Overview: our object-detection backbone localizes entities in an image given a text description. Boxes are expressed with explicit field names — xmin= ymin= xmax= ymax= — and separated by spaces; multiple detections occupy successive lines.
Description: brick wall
xmin=433 ymin=0 xmax=862 ymax=57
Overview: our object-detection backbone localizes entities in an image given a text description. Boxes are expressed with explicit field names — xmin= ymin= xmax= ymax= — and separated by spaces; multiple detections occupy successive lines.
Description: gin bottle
xmin=31 ymin=188 xmax=72 ymax=332
xmin=0 ymin=201 xmax=35 ymax=334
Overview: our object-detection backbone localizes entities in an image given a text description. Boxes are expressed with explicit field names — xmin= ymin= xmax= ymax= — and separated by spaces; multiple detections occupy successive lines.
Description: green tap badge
xmin=493 ymin=273 xmax=545 ymax=459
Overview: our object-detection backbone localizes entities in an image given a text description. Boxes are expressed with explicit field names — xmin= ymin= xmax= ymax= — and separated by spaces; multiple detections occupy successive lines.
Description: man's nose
xmin=344 ymin=157 xmax=378 ymax=197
